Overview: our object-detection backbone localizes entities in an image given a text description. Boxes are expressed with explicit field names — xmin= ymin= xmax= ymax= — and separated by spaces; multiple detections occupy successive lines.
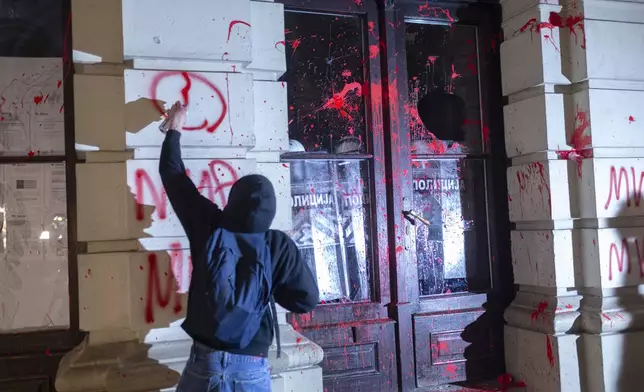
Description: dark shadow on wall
xmin=56 ymin=167 xmax=185 ymax=391
xmin=590 ymin=200 xmax=644 ymax=392
xmin=572 ymin=198 xmax=644 ymax=392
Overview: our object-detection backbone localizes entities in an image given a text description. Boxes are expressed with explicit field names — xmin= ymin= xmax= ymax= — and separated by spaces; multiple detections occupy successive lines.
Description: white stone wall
xmin=56 ymin=1 xmax=323 ymax=391
xmin=501 ymin=0 xmax=644 ymax=391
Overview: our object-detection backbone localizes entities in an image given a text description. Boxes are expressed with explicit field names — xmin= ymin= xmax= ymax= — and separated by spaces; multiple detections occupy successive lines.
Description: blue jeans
xmin=177 ymin=341 xmax=271 ymax=392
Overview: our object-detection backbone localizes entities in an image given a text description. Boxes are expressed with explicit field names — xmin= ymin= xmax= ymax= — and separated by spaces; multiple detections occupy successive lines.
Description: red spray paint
xmin=604 ymin=166 xmax=644 ymax=210
xmin=545 ymin=335 xmax=555 ymax=367
xmin=227 ymin=20 xmax=251 ymax=43
xmin=608 ymin=237 xmax=644 ymax=281
xmin=134 ymin=160 xmax=238 ymax=222
xmin=135 ymin=169 xmax=168 ymax=221
xmin=144 ymin=253 xmax=183 ymax=323
xmin=150 ymin=71 xmax=227 ymax=133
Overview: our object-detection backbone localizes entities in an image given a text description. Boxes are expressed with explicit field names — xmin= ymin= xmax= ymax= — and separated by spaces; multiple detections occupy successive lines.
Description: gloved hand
xmin=159 ymin=100 xmax=187 ymax=133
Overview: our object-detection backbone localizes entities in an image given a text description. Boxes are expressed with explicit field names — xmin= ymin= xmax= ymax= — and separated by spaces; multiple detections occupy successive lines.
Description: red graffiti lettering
xmin=134 ymin=160 xmax=239 ymax=222
xmin=604 ymin=166 xmax=644 ymax=210
xmin=144 ymin=253 xmax=182 ymax=324
xmin=608 ymin=238 xmax=644 ymax=281
xmin=149 ymin=71 xmax=227 ymax=133
xmin=227 ymin=20 xmax=251 ymax=43
xmin=135 ymin=169 xmax=168 ymax=220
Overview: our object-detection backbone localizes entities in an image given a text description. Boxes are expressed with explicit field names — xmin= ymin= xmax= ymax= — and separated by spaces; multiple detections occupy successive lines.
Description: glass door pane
xmin=405 ymin=21 xmax=492 ymax=296
xmin=412 ymin=158 xmax=489 ymax=295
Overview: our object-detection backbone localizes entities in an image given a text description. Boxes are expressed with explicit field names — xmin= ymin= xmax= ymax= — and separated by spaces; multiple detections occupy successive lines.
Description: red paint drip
xmin=225 ymin=75 xmax=234 ymax=145
xmin=180 ymin=72 xmax=192 ymax=105
xmin=545 ymin=336 xmax=555 ymax=367
xmin=555 ymin=109 xmax=591 ymax=177
xmin=57 ymin=80 xmax=62 ymax=88
xmin=226 ymin=20 xmax=251 ymax=43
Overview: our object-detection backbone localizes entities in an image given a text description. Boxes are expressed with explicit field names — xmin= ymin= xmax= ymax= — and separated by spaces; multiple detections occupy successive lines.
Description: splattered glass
xmin=412 ymin=159 xmax=490 ymax=295
xmin=286 ymin=160 xmax=372 ymax=303
xmin=282 ymin=11 xmax=367 ymax=154
xmin=282 ymin=9 xmax=373 ymax=303
xmin=406 ymin=22 xmax=491 ymax=296
xmin=405 ymin=23 xmax=484 ymax=154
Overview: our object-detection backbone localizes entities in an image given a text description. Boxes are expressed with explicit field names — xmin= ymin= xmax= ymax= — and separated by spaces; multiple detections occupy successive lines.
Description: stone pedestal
xmin=56 ymin=0 xmax=324 ymax=391
xmin=501 ymin=0 xmax=644 ymax=391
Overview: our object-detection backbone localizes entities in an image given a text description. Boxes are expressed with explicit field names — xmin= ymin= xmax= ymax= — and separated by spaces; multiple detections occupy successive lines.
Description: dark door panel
xmin=301 ymin=320 xmax=398 ymax=392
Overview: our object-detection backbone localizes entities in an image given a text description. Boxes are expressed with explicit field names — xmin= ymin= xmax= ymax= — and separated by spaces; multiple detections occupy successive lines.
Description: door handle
xmin=402 ymin=210 xmax=430 ymax=226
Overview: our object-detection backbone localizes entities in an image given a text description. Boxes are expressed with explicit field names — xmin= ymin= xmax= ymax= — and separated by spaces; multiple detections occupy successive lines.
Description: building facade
xmin=0 ymin=0 xmax=642 ymax=391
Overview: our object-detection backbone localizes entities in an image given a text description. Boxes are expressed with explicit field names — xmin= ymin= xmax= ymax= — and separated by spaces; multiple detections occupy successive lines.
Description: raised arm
xmin=158 ymin=102 xmax=221 ymax=246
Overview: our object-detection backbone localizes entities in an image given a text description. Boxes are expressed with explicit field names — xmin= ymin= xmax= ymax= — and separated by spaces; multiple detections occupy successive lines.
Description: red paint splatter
xmin=555 ymin=109 xmax=591 ymax=177
xmin=448 ymin=64 xmax=461 ymax=93
xmin=33 ymin=95 xmax=44 ymax=105
xmin=226 ymin=20 xmax=251 ymax=43
xmin=444 ymin=363 xmax=457 ymax=378
xmin=341 ymin=70 xmax=352 ymax=78
xmin=395 ymin=245 xmax=403 ymax=253
xmin=368 ymin=21 xmax=376 ymax=37
xmin=225 ymin=75 xmax=234 ymax=145
xmin=369 ymin=45 xmax=379 ymax=59
xmin=352 ymin=0 xmax=363 ymax=5
xmin=27 ymin=151 xmax=35 ymax=157
xmin=57 ymin=80 xmax=62 ymax=88
xmin=320 ymin=82 xmax=362 ymax=120
xmin=545 ymin=335 xmax=555 ymax=367
xmin=517 ymin=12 xmax=586 ymax=51
xmin=418 ymin=2 xmax=455 ymax=24
xmin=565 ymin=304 xmax=573 ymax=309
xmin=629 ymin=115 xmax=636 ymax=123
xmin=150 ymin=71 xmax=227 ymax=133
xmin=144 ymin=253 xmax=182 ymax=323
xmin=427 ymin=56 xmax=438 ymax=65
xmin=530 ymin=301 xmax=548 ymax=322
xmin=275 ymin=40 xmax=286 ymax=51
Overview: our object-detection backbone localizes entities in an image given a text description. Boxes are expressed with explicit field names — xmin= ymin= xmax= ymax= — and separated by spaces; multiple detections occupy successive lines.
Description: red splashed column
xmin=502 ymin=0 xmax=644 ymax=391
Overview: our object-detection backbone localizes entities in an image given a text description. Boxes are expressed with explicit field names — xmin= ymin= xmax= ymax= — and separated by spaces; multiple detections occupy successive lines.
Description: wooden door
xmin=277 ymin=1 xmax=399 ymax=391
xmin=0 ymin=0 xmax=84 ymax=390
xmin=383 ymin=1 xmax=513 ymax=390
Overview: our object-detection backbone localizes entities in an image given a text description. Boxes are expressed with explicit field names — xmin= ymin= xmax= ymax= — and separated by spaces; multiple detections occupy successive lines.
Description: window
xmin=0 ymin=57 xmax=69 ymax=331
xmin=405 ymin=23 xmax=491 ymax=296
xmin=281 ymin=10 xmax=373 ymax=303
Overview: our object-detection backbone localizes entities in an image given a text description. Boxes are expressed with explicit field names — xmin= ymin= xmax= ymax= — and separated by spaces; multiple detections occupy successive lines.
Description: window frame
xmin=0 ymin=0 xmax=84 ymax=359
xmin=278 ymin=0 xmax=393 ymax=326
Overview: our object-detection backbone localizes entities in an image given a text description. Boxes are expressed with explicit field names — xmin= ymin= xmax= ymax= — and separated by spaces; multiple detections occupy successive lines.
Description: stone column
xmin=55 ymin=1 xmax=323 ymax=391
xmin=501 ymin=0 xmax=644 ymax=391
